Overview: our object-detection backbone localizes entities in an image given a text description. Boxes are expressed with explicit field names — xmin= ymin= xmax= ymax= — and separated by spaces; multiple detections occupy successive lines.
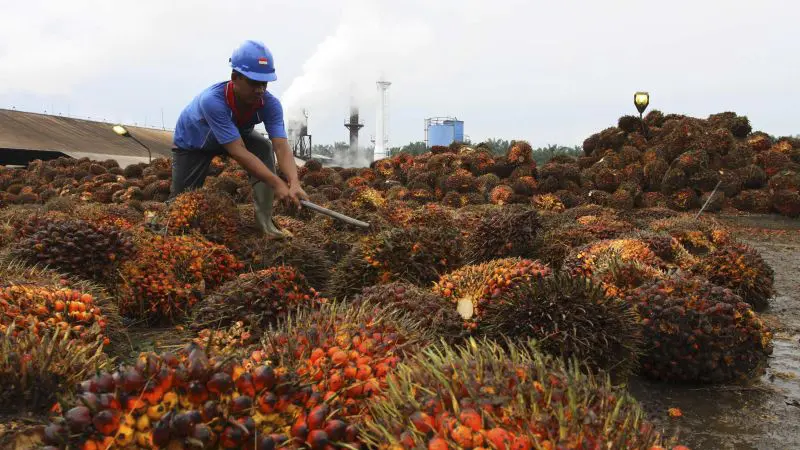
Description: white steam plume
xmin=281 ymin=0 xmax=432 ymax=167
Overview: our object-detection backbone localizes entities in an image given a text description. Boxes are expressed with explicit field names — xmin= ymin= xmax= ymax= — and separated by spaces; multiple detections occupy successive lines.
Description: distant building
xmin=0 ymin=109 xmax=173 ymax=167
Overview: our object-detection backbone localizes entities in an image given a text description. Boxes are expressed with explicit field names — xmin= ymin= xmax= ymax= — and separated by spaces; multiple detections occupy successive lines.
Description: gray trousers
xmin=169 ymin=129 xmax=276 ymax=200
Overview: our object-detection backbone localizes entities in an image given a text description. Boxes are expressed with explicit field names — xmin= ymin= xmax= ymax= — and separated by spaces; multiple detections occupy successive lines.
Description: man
xmin=170 ymin=39 xmax=308 ymax=238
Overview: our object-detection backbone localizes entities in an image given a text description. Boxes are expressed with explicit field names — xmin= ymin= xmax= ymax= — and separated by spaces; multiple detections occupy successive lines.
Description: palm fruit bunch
xmin=231 ymin=235 xmax=332 ymax=292
xmin=74 ymin=202 xmax=142 ymax=230
xmin=694 ymin=242 xmax=775 ymax=311
xmin=563 ymin=238 xmax=665 ymax=278
xmin=488 ymin=185 xmax=514 ymax=205
xmin=628 ymin=230 xmax=698 ymax=271
xmin=478 ymin=272 xmax=642 ymax=378
xmin=353 ymin=282 xmax=465 ymax=342
xmin=327 ymin=223 xmax=463 ymax=300
xmin=463 ymin=205 xmax=542 ymax=264
xmin=193 ymin=321 xmax=259 ymax=360
xmin=43 ymin=343 xmax=363 ymax=450
xmin=432 ymin=258 xmax=552 ymax=330
xmin=625 ymin=274 xmax=773 ymax=383
xmin=1 ymin=324 xmax=110 ymax=414
xmin=505 ymin=140 xmax=534 ymax=165
xmin=759 ymin=150 xmax=792 ymax=177
xmin=117 ymin=233 xmax=242 ymax=323
xmin=163 ymin=188 xmax=240 ymax=245
xmin=530 ymin=193 xmax=566 ymax=212
xmin=771 ymin=188 xmax=800 ymax=217
xmin=648 ymin=215 xmax=731 ymax=256
xmin=443 ymin=168 xmax=478 ymax=193
xmin=733 ymin=188 xmax=772 ymax=213
xmin=10 ymin=217 xmax=136 ymax=283
xmin=191 ymin=266 xmax=324 ymax=333
xmin=349 ymin=185 xmax=386 ymax=210
xmin=255 ymin=301 xmax=432 ymax=418
xmin=572 ymin=213 xmax=635 ymax=240
xmin=361 ymin=338 xmax=682 ymax=450
xmin=668 ymin=187 xmax=699 ymax=211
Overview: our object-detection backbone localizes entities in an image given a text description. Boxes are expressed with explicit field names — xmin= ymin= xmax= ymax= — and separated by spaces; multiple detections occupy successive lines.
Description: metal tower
xmin=374 ymin=80 xmax=391 ymax=161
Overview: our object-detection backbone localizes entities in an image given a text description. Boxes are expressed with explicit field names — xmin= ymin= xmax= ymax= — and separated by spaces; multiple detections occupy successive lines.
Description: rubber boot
xmin=253 ymin=182 xmax=291 ymax=239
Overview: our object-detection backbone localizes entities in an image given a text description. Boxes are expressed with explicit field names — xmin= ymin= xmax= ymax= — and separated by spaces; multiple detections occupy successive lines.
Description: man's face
xmin=232 ymin=72 xmax=267 ymax=105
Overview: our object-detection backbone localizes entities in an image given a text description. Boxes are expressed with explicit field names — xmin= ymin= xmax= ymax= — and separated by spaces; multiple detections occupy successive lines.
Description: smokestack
xmin=344 ymin=105 xmax=364 ymax=165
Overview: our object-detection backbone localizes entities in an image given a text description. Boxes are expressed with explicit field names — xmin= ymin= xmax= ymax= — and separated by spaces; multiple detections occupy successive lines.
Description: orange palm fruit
xmin=428 ymin=436 xmax=448 ymax=450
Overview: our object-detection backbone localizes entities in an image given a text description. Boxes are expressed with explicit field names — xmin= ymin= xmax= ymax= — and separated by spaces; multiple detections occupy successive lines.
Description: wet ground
xmin=629 ymin=213 xmax=800 ymax=450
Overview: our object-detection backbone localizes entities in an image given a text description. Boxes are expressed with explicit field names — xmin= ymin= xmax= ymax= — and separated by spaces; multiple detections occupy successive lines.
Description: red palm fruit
xmin=511 ymin=435 xmax=532 ymax=450
xmin=65 ymin=406 xmax=91 ymax=433
xmin=253 ymin=365 xmax=276 ymax=391
xmin=400 ymin=431 xmax=415 ymax=448
xmin=324 ymin=420 xmax=347 ymax=441
xmin=410 ymin=411 xmax=434 ymax=433
xmin=237 ymin=416 xmax=256 ymax=436
xmin=187 ymin=346 xmax=210 ymax=381
xmin=257 ymin=435 xmax=276 ymax=450
xmin=121 ymin=368 xmax=145 ymax=393
xmin=94 ymin=372 xmax=115 ymax=393
xmin=201 ymin=400 xmax=221 ymax=422
xmin=92 ymin=409 xmax=120 ymax=436
xmin=43 ymin=423 xmax=67 ymax=445
xmin=221 ymin=426 xmax=246 ymax=449
xmin=235 ymin=372 xmax=256 ymax=398
xmin=78 ymin=392 xmax=100 ymax=411
xmin=328 ymin=372 xmax=344 ymax=392
xmin=451 ymin=425 xmax=474 ymax=447
xmin=258 ymin=391 xmax=278 ymax=414
xmin=305 ymin=392 xmax=323 ymax=409
xmin=459 ymin=408 xmax=482 ymax=432
xmin=207 ymin=372 xmax=234 ymax=395
xmin=345 ymin=424 xmax=359 ymax=442
xmin=331 ymin=351 xmax=348 ymax=367
xmin=151 ymin=415 xmax=172 ymax=447
xmin=170 ymin=412 xmax=195 ymax=438
xmin=308 ymin=430 xmax=329 ymax=450
xmin=310 ymin=348 xmax=325 ymax=363
xmin=191 ymin=423 xmax=215 ymax=447
xmin=486 ymin=428 xmax=512 ymax=449
xmin=187 ymin=380 xmax=209 ymax=405
xmin=291 ymin=418 xmax=310 ymax=442
xmin=307 ymin=404 xmax=329 ymax=430
xmin=672 ymin=447 xmax=691 ymax=450
xmin=356 ymin=365 xmax=372 ymax=381
xmin=231 ymin=396 xmax=253 ymax=415
xmin=429 ymin=436 xmax=449 ymax=450
xmin=343 ymin=365 xmax=357 ymax=380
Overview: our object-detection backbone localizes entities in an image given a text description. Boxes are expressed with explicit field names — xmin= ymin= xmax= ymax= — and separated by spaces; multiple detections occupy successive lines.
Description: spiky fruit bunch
xmin=462 ymin=150 xmax=495 ymax=175
xmin=506 ymin=140 xmax=533 ymax=164
xmin=345 ymin=176 xmax=368 ymax=189
xmin=475 ymin=173 xmax=501 ymax=195
xmin=626 ymin=274 xmax=773 ymax=383
xmin=772 ymin=189 xmax=800 ymax=217
xmin=573 ymin=214 xmax=635 ymax=240
xmin=231 ymin=235 xmax=332 ymax=292
xmin=407 ymin=187 xmax=434 ymax=203
xmin=464 ymin=205 xmax=542 ymax=263
xmin=648 ymin=215 xmax=732 ymax=256
xmin=354 ymin=282 xmax=465 ymax=342
xmin=1 ymin=325 xmax=110 ymax=414
xmin=489 ymin=185 xmax=514 ymax=205
xmin=594 ymin=167 xmax=622 ymax=192
xmin=163 ymin=189 xmax=239 ymax=244
xmin=327 ymin=224 xmax=463 ymax=300
xmin=191 ymin=267 xmax=324 ymax=332
xmin=350 ymin=186 xmax=386 ymax=210
xmin=11 ymin=218 xmax=136 ymax=283
xmin=432 ymin=258 xmax=552 ymax=330
xmin=695 ymin=242 xmax=775 ymax=311
xmin=44 ymin=343 xmax=362 ymax=450
xmin=759 ymin=150 xmax=791 ymax=177
xmin=255 ymin=301 xmax=431 ymax=417
xmin=511 ymin=175 xmax=538 ymax=196
xmin=531 ymin=193 xmax=565 ymax=212
xmin=443 ymin=169 xmax=478 ymax=193
xmin=563 ymin=238 xmax=665 ymax=280
xmin=733 ymin=189 xmax=772 ymax=213
xmin=643 ymin=159 xmax=669 ymax=191
xmin=117 ymin=233 xmax=242 ymax=322
xmin=669 ymin=187 xmax=699 ymax=211
xmin=361 ymin=338 xmax=679 ymax=450
xmin=768 ymin=169 xmax=800 ymax=191
xmin=479 ymin=273 xmax=642 ymax=377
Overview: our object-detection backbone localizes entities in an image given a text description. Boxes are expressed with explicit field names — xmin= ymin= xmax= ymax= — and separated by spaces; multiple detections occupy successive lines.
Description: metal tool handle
xmin=300 ymin=200 xmax=370 ymax=228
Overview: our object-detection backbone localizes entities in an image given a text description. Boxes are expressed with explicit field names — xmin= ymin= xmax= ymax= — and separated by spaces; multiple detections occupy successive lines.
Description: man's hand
xmin=288 ymin=183 xmax=309 ymax=208
xmin=274 ymin=179 xmax=292 ymax=206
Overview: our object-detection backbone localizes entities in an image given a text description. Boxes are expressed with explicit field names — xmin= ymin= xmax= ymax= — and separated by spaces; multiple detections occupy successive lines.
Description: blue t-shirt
xmin=173 ymin=81 xmax=288 ymax=151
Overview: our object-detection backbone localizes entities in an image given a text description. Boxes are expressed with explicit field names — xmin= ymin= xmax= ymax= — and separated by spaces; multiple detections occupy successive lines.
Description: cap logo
xmin=258 ymin=57 xmax=269 ymax=65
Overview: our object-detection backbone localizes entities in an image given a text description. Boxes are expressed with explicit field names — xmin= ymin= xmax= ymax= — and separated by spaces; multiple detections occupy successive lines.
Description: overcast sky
xmin=1 ymin=0 xmax=798 ymax=149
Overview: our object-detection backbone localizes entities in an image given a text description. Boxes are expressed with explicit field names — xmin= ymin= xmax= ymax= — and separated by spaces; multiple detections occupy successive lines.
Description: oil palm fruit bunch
xmin=354 ymin=282 xmax=465 ymax=343
xmin=733 ymin=188 xmax=772 ymax=213
xmin=117 ymin=233 xmax=242 ymax=323
xmin=163 ymin=188 xmax=240 ymax=245
xmin=627 ymin=230 xmax=698 ymax=271
xmin=625 ymin=274 xmax=773 ymax=383
xmin=563 ymin=238 xmax=665 ymax=280
xmin=432 ymin=258 xmax=552 ymax=331
xmin=360 ymin=338 xmax=682 ymax=450
xmin=771 ymin=188 xmax=800 ymax=217
xmin=43 ymin=343 xmax=363 ymax=450
xmin=231 ymin=235 xmax=332 ymax=293
xmin=255 ymin=301 xmax=432 ymax=418
xmin=191 ymin=266 xmax=324 ymax=333
xmin=668 ymin=187 xmax=699 ymax=211
xmin=328 ymin=224 xmax=463 ymax=300
xmin=0 ymin=324 xmax=110 ymax=414
xmin=488 ymin=185 xmax=514 ymax=205
xmin=694 ymin=242 xmax=775 ymax=311
xmin=648 ymin=215 xmax=732 ymax=256
xmin=464 ymin=205 xmax=542 ymax=264
xmin=10 ymin=218 xmax=136 ymax=283
xmin=349 ymin=186 xmax=387 ymax=211
xmin=443 ymin=168 xmax=478 ymax=193
xmin=530 ymin=193 xmax=566 ymax=212
xmin=479 ymin=272 xmax=642 ymax=378
xmin=506 ymin=140 xmax=534 ymax=165
xmin=511 ymin=175 xmax=538 ymax=196
xmin=573 ymin=213 xmax=635 ymax=240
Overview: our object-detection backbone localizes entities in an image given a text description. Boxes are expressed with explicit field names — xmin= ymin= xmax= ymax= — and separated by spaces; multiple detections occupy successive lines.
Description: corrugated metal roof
xmin=0 ymin=108 xmax=174 ymax=159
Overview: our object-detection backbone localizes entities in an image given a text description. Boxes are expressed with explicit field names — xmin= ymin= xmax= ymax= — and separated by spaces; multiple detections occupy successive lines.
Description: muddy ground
xmin=630 ymin=213 xmax=800 ymax=449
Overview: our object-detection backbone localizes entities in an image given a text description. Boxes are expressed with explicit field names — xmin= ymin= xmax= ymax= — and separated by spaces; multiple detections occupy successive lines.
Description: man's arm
xmin=272 ymin=137 xmax=309 ymax=206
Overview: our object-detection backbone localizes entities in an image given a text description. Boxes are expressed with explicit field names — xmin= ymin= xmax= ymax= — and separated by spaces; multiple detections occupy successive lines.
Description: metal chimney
xmin=344 ymin=106 xmax=364 ymax=164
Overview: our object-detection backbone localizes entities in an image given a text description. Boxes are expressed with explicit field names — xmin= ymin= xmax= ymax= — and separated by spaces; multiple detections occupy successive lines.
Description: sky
xmin=1 ymin=0 xmax=798 ymax=150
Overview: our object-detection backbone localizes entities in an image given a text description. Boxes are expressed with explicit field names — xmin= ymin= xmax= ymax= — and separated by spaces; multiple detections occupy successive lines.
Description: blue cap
xmin=230 ymin=40 xmax=277 ymax=82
